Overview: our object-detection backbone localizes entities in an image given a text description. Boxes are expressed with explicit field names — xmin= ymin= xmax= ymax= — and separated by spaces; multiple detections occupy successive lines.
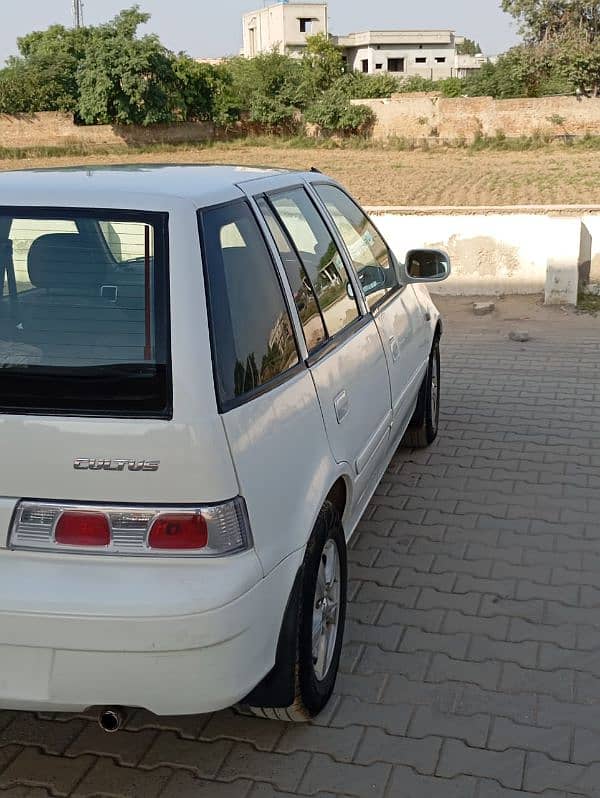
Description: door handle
xmin=334 ymin=390 xmax=350 ymax=424
xmin=389 ymin=336 xmax=401 ymax=363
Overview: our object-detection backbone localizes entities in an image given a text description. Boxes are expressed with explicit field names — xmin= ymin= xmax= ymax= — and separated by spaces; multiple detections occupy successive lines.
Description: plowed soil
xmin=1 ymin=143 xmax=600 ymax=207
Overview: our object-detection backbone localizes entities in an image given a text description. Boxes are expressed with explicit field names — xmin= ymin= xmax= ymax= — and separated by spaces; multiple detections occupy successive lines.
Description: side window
xmin=268 ymin=188 xmax=360 ymax=339
xmin=256 ymin=197 xmax=327 ymax=353
xmin=315 ymin=184 xmax=399 ymax=310
xmin=201 ymin=201 xmax=299 ymax=408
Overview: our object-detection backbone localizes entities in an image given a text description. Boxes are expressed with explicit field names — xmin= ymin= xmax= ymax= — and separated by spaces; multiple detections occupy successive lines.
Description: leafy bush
xmin=305 ymin=81 xmax=374 ymax=134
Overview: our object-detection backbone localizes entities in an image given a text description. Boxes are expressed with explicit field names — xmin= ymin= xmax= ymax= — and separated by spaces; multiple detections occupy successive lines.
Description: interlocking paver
xmin=408 ymin=705 xmax=490 ymax=747
xmin=355 ymin=728 xmax=442 ymax=773
xmin=488 ymin=717 xmax=571 ymax=760
xmin=298 ymin=754 xmax=391 ymax=798
xmin=0 ymin=714 xmax=86 ymax=756
xmin=437 ymin=738 xmax=525 ymax=789
xmin=0 ymin=750 xmax=95 ymax=795
xmin=72 ymin=761 xmax=172 ymax=797
xmin=276 ymin=724 xmax=362 ymax=763
xmin=140 ymin=732 xmax=232 ymax=777
xmin=160 ymin=774 xmax=252 ymax=797
xmin=65 ymin=723 xmax=157 ymax=767
xmin=427 ymin=653 xmax=502 ymax=691
xmin=331 ymin=697 xmax=412 ymax=735
xmin=218 ymin=745 xmax=310 ymax=793
xmin=467 ymin=636 xmax=538 ymax=669
xmin=387 ymin=766 xmax=478 ymax=797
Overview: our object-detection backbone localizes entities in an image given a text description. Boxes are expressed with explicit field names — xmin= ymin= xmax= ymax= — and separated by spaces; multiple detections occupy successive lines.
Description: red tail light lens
xmin=148 ymin=513 xmax=208 ymax=550
xmin=55 ymin=511 xmax=110 ymax=547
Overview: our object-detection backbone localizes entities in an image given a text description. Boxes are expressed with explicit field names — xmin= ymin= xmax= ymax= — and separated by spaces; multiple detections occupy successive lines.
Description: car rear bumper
xmin=0 ymin=546 xmax=303 ymax=715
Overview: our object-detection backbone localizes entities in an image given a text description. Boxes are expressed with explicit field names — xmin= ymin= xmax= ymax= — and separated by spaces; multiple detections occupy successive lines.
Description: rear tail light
xmin=148 ymin=514 xmax=208 ymax=550
xmin=9 ymin=498 xmax=252 ymax=557
xmin=55 ymin=511 xmax=110 ymax=547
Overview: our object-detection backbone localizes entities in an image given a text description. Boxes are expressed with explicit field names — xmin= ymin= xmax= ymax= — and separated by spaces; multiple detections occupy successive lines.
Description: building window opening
xmin=375 ymin=63 xmax=383 ymax=70
xmin=387 ymin=58 xmax=405 ymax=72
xmin=299 ymin=18 xmax=314 ymax=33
xmin=361 ymin=59 xmax=369 ymax=73
xmin=436 ymin=57 xmax=446 ymax=63
xmin=416 ymin=57 xmax=427 ymax=64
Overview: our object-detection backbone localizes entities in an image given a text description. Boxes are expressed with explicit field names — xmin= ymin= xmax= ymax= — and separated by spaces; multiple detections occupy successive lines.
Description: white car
xmin=0 ymin=165 xmax=449 ymax=728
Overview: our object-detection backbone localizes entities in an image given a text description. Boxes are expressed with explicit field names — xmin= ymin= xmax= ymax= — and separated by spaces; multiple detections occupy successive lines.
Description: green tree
xmin=223 ymin=51 xmax=301 ymax=130
xmin=172 ymin=55 xmax=219 ymax=121
xmin=77 ymin=7 xmax=181 ymax=125
xmin=344 ymin=71 xmax=401 ymax=98
xmin=0 ymin=24 xmax=91 ymax=113
xmin=297 ymin=33 xmax=346 ymax=105
xmin=501 ymin=1 xmax=600 ymax=44
xmin=305 ymin=79 xmax=374 ymax=134
xmin=457 ymin=37 xmax=483 ymax=55
xmin=501 ymin=1 xmax=600 ymax=95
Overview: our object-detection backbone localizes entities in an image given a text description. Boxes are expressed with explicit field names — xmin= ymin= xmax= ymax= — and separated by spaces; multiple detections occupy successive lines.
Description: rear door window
xmin=200 ymin=201 xmax=299 ymax=409
xmin=0 ymin=209 xmax=170 ymax=416
xmin=267 ymin=188 xmax=360 ymax=340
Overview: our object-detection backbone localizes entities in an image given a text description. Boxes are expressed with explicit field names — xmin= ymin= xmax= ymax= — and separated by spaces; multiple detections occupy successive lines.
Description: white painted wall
xmin=584 ymin=214 xmax=600 ymax=282
xmin=368 ymin=211 xmax=600 ymax=298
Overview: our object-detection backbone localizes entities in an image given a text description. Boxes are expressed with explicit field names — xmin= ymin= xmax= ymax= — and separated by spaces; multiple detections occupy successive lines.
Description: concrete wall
xmin=0 ymin=112 xmax=214 ymax=149
xmin=368 ymin=209 xmax=599 ymax=299
xmin=355 ymin=94 xmax=600 ymax=141
xmin=584 ymin=214 xmax=600 ymax=283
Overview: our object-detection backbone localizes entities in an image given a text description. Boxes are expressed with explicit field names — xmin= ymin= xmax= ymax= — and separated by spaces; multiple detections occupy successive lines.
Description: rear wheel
xmin=248 ymin=502 xmax=347 ymax=722
xmin=402 ymin=338 xmax=440 ymax=448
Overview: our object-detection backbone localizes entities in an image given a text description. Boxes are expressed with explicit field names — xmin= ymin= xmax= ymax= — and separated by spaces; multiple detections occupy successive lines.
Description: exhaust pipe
xmin=98 ymin=707 xmax=127 ymax=733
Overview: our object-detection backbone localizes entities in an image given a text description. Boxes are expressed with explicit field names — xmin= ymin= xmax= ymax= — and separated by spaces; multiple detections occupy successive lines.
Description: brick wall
xmin=354 ymin=94 xmax=600 ymax=142
xmin=0 ymin=112 xmax=214 ymax=149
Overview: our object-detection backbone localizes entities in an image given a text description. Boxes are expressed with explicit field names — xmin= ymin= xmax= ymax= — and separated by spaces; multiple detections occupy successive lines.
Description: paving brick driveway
xmin=0 ymin=297 xmax=599 ymax=797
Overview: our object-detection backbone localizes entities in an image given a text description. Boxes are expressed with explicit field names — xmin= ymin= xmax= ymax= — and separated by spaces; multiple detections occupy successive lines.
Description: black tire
xmin=402 ymin=338 xmax=441 ymax=449
xmin=248 ymin=502 xmax=347 ymax=722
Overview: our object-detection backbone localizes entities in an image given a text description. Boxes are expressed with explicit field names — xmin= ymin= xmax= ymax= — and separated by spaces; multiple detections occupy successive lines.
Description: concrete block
xmin=545 ymin=218 xmax=587 ymax=305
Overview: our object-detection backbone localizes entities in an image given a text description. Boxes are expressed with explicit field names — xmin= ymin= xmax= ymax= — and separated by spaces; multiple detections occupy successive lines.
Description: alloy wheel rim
xmin=312 ymin=539 xmax=341 ymax=681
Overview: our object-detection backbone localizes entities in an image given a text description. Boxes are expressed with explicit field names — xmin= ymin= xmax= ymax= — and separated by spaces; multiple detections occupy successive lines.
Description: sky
xmin=0 ymin=0 xmax=521 ymax=63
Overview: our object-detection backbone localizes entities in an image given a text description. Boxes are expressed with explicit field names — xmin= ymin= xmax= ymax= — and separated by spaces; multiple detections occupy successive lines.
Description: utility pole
xmin=72 ymin=0 xmax=84 ymax=28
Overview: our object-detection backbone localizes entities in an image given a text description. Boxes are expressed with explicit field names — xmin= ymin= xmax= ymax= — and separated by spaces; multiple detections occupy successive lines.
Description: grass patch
xmin=578 ymin=290 xmax=600 ymax=315
xmin=2 ymin=132 xmax=600 ymax=163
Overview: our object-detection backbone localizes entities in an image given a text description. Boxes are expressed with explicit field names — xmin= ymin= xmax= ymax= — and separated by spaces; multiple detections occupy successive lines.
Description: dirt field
xmin=1 ymin=143 xmax=600 ymax=207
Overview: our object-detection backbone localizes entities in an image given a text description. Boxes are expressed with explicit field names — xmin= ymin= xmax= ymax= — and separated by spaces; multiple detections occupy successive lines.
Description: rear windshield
xmin=0 ymin=208 xmax=170 ymax=417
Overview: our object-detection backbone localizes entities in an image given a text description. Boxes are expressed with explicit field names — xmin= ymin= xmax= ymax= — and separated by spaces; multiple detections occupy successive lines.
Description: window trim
xmin=307 ymin=181 xmax=405 ymax=312
xmin=0 ymin=205 xmax=172 ymax=420
xmin=256 ymin=193 xmax=330 ymax=350
xmin=197 ymin=199 xmax=304 ymax=415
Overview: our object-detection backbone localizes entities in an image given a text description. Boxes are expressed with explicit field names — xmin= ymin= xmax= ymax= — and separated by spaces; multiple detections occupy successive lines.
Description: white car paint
xmin=0 ymin=165 xmax=445 ymax=715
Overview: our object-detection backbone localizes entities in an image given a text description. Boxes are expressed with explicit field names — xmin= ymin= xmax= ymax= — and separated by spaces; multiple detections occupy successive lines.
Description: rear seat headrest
xmin=28 ymin=234 xmax=109 ymax=291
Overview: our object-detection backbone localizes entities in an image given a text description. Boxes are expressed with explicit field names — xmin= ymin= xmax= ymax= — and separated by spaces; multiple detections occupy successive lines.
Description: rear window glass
xmin=0 ymin=209 xmax=170 ymax=416
xmin=200 ymin=201 xmax=299 ymax=409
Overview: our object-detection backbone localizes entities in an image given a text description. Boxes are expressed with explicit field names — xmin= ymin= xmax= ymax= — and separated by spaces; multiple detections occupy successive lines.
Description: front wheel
xmin=248 ymin=502 xmax=347 ymax=722
xmin=402 ymin=338 xmax=441 ymax=448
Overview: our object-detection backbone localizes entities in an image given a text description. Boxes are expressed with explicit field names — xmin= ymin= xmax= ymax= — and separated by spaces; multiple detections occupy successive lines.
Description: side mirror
xmin=402 ymin=249 xmax=451 ymax=283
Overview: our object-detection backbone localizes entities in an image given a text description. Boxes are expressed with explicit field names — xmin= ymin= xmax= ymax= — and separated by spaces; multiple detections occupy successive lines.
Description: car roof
xmin=0 ymin=164 xmax=307 ymax=210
